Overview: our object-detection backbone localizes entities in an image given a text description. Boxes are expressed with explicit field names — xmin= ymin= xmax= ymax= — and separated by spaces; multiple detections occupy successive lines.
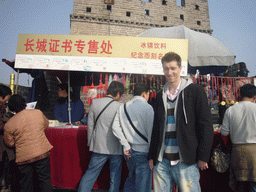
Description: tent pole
xmin=68 ymin=71 xmax=71 ymax=124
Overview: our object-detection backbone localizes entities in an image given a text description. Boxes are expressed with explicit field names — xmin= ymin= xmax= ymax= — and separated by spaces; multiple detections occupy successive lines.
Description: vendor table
xmin=45 ymin=126 xmax=128 ymax=189
xmin=45 ymin=127 xmax=232 ymax=191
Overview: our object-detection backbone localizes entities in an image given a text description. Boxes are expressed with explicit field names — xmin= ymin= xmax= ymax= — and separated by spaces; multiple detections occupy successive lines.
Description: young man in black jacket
xmin=148 ymin=52 xmax=213 ymax=192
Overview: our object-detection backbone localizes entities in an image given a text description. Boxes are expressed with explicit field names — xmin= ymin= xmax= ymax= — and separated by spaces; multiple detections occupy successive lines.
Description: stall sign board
xmin=15 ymin=34 xmax=188 ymax=76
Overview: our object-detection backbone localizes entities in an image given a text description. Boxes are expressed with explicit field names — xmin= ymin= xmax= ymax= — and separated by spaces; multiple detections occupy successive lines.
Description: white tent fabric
xmin=139 ymin=25 xmax=235 ymax=67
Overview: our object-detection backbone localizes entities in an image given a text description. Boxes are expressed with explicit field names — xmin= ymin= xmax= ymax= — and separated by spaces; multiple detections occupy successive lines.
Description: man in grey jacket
xmin=112 ymin=83 xmax=154 ymax=192
xmin=78 ymin=81 xmax=124 ymax=192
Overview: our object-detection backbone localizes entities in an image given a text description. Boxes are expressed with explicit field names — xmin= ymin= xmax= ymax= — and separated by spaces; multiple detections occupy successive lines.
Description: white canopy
xmin=139 ymin=25 xmax=235 ymax=67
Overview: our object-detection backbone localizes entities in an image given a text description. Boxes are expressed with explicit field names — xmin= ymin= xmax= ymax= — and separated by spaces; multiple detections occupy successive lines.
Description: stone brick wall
xmin=70 ymin=0 xmax=212 ymax=36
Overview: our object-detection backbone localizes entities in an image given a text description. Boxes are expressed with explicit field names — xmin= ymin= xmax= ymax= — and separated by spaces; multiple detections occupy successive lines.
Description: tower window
xmin=126 ymin=12 xmax=131 ymax=17
xmin=176 ymin=0 xmax=185 ymax=7
xmin=162 ymin=0 xmax=167 ymax=5
xmin=163 ymin=16 xmax=167 ymax=21
xmin=86 ymin=7 xmax=91 ymax=13
xmin=107 ymin=5 xmax=112 ymax=11
xmin=180 ymin=14 xmax=184 ymax=21
xmin=195 ymin=5 xmax=199 ymax=10
xmin=197 ymin=21 xmax=201 ymax=25
xmin=145 ymin=9 xmax=149 ymax=16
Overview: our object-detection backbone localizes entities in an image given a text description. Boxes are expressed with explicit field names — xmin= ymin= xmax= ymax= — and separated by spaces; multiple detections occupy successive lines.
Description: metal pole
xmin=10 ymin=74 xmax=15 ymax=95
xmin=68 ymin=71 xmax=71 ymax=124
xmin=15 ymin=69 xmax=20 ymax=94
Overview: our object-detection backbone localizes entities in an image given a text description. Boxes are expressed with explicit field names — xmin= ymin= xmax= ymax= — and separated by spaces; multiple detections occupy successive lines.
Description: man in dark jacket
xmin=0 ymin=84 xmax=15 ymax=191
xmin=148 ymin=52 xmax=213 ymax=191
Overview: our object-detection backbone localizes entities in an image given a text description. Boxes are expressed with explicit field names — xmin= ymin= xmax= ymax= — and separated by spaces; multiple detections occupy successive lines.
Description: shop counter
xmin=45 ymin=126 xmax=128 ymax=189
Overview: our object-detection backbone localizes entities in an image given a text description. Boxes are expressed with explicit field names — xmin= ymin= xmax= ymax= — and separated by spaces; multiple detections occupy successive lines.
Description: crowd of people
xmin=0 ymin=52 xmax=256 ymax=192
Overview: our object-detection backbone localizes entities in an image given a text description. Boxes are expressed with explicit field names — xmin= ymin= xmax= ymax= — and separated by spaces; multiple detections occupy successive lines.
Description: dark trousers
xmin=1 ymin=151 xmax=19 ymax=191
xmin=17 ymin=155 xmax=52 ymax=192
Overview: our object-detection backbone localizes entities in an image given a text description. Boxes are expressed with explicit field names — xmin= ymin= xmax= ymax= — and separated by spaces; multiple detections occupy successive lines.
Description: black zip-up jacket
xmin=148 ymin=79 xmax=214 ymax=165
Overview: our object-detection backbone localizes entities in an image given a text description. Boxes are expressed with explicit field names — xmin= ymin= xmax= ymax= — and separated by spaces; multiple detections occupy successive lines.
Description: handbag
xmin=210 ymin=133 xmax=231 ymax=173
xmin=123 ymin=103 xmax=148 ymax=143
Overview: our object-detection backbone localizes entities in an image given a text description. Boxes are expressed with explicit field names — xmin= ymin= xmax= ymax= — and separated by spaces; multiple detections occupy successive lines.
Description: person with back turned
xmin=221 ymin=84 xmax=256 ymax=192
xmin=78 ymin=81 xmax=125 ymax=192
xmin=112 ymin=83 xmax=154 ymax=192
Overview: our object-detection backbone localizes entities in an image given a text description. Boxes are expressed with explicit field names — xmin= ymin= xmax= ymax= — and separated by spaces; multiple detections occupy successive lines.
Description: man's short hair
xmin=134 ymin=83 xmax=150 ymax=96
xmin=107 ymin=81 xmax=124 ymax=97
xmin=161 ymin=52 xmax=182 ymax=67
xmin=0 ymin=84 xmax=12 ymax=98
xmin=57 ymin=83 xmax=68 ymax=93
xmin=8 ymin=94 xmax=26 ymax=113
xmin=240 ymin=84 xmax=256 ymax=98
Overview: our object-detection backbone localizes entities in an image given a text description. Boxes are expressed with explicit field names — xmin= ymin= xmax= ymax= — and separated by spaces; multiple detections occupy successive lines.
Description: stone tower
xmin=70 ymin=0 xmax=212 ymax=36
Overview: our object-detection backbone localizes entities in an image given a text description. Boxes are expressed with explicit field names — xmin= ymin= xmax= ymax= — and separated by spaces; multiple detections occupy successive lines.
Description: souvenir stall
xmin=13 ymin=34 xmax=188 ymax=190
xmin=14 ymin=33 xmax=252 ymax=191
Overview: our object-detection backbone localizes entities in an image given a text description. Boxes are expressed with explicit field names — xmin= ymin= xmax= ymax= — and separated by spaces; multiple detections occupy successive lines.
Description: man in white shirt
xmin=221 ymin=83 xmax=256 ymax=192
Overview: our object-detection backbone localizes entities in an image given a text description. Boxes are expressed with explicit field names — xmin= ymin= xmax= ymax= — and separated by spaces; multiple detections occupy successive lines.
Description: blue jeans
xmin=78 ymin=153 xmax=122 ymax=192
xmin=153 ymin=158 xmax=200 ymax=192
xmin=123 ymin=150 xmax=152 ymax=192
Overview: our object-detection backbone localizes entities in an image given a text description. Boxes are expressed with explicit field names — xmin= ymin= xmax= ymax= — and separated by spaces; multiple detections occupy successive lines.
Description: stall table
xmin=45 ymin=126 xmax=128 ymax=189
xmin=45 ymin=126 xmax=232 ymax=191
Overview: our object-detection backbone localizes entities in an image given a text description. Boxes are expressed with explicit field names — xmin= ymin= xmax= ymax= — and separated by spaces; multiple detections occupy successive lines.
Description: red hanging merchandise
xmin=217 ymin=77 xmax=220 ymax=102
xmin=211 ymin=76 xmax=214 ymax=101
xmin=97 ymin=74 xmax=106 ymax=98
xmin=221 ymin=77 xmax=224 ymax=102
xmin=82 ymin=75 xmax=89 ymax=93
xmin=104 ymin=74 xmax=109 ymax=91
xmin=87 ymin=75 xmax=97 ymax=106
xmin=207 ymin=74 xmax=211 ymax=103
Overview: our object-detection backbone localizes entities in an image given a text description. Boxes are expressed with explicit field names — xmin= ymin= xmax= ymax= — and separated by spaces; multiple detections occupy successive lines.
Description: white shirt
xmin=221 ymin=101 xmax=256 ymax=144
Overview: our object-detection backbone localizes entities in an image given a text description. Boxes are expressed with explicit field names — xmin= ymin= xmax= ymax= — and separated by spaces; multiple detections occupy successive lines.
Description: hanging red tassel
xmin=97 ymin=74 xmax=106 ymax=98
xmin=82 ymin=75 xmax=89 ymax=93
xmin=87 ymin=75 xmax=96 ymax=106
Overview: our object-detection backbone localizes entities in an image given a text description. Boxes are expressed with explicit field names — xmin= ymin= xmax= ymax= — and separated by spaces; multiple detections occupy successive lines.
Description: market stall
xmin=12 ymin=33 xmax=243 ymax=191
xmin=13 ymin=34 xmax=188 ymax=190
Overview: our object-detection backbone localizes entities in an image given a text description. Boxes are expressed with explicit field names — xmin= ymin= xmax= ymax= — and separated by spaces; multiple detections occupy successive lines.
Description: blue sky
xmin=0 ymin=0 xmax=255 ymax=86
